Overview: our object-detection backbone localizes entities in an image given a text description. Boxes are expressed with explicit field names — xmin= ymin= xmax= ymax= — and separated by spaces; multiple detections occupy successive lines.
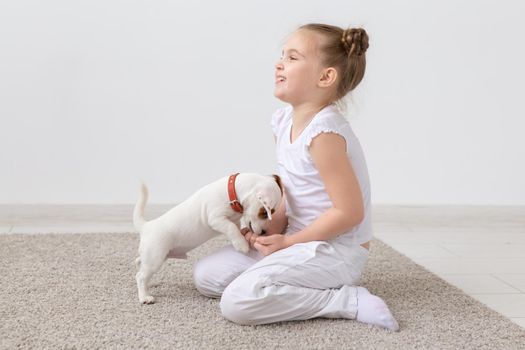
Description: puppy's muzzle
xmin=248 ymin=222 xmax=266 ymax=235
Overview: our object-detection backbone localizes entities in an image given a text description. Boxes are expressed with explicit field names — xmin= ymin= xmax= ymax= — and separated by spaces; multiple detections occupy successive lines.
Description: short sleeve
xmin=270 ymin=106 xmax=292 ymax=137
xmin=305 ymin=114 xmax=348 ymax=149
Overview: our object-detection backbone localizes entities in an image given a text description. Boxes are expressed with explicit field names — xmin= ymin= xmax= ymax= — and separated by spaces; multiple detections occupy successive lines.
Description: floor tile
xmin=454 ymin=231 xmax=525 ymax=245
xmin=493 ymin=274 xmax=525 ymax=293
xmin=439 ymin=274 xmax=521 ymax=294
xmin=411 ymin=257 xmax=525 ymax=274
xmin=376 ymin=231 xmax=525 ymax=245
xmin=373 ymin=232 xmax=439 ymax=245
xmin=406 ymin=226 xmax=525 ymax=234
xmin=473 ymin=294 xmax=525 ymax=318
xmin=389 ymin=244 xmax=458 ymax=259
xmin=372 ymin=224 xmax=413 ymax=233
xmin=441 ymin=244 xmax=525 ymax=258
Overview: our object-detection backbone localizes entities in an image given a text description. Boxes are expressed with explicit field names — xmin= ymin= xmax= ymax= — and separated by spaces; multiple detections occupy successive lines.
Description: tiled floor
xmin=372 ymin=205 xmax=525 ymax=329
xmin=1 ymin=204 xmax=524 ymax=329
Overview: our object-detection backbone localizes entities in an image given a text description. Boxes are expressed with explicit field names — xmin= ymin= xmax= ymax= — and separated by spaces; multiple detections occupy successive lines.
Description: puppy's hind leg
xmin=134 ymin=257 xmax=160 ymax=288
xmin=136 ymin=252 xmax=166 ymax=304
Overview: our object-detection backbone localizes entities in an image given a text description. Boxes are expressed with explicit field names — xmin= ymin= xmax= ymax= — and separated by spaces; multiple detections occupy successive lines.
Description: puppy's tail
xmin=133 ymin=182 xmax=148 ymax=232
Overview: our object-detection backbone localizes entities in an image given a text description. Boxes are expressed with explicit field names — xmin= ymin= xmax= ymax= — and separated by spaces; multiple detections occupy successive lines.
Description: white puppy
xmin=133 ymin=173 xmax=283 ymax=304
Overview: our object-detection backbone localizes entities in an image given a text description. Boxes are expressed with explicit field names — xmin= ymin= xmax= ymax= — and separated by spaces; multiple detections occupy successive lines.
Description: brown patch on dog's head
xmin=272 ymin=174 xmax=283 ymax=195
xmin=258 ymin=206 xmax=276 ymax=219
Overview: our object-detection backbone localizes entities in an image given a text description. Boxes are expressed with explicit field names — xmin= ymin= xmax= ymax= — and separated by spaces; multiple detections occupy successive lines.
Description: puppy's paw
xmin=232 ymin=238 xmax=250 ymax=254
xmin=140 ymin=295 xmax=156 ymax=304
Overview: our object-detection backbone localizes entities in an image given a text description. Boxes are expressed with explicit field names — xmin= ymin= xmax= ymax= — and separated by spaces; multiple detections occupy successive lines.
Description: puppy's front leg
xmin=208 ymin=216 xmax=249 ymax=253
xmin=240 ymin=216 xmax=248 ymax=230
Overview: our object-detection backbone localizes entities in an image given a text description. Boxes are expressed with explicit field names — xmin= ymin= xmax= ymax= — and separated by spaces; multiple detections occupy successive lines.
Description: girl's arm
xmin=288 ymin=131 xmax=363 ymax=243
xmin=254 ymin=132 xmax=364 ymax=255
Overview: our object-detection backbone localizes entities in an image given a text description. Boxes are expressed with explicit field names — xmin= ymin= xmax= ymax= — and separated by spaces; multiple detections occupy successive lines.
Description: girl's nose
xmin=275 ymin=61 xmax=284 ymax=70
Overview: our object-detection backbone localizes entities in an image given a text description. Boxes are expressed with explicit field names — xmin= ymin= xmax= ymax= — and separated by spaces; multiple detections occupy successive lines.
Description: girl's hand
xmin=253 ymin=234 xmax=291 ymax=256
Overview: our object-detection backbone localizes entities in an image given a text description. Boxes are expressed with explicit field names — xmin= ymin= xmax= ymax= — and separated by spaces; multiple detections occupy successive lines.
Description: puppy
xmin=133 ymin=173 xmax=283 ymax=304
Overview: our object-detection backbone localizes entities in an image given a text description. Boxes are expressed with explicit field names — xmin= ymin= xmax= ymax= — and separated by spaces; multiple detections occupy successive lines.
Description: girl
xmin=193 ymin=23 xmax=399 ymax=331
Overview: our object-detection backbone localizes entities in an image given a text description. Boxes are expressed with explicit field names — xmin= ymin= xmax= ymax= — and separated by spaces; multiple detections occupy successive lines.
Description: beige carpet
xmin=1 ymin=233 xmax=524 ymax=350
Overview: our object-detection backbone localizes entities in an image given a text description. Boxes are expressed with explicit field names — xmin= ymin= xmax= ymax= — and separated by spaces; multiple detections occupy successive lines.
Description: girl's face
xmin=274 ymin=30 xmax=326 ymax=105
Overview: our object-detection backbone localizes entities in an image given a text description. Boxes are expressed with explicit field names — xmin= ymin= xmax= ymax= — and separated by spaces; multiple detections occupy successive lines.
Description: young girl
xmin=193 ymin=23 xmax=399 ymax=331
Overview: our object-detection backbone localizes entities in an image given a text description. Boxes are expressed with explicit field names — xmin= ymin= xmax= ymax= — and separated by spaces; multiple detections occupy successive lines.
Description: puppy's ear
xmin=256 ymin=192 xmax=273 ymax=220
xmin=272 ymin=174 xmax=283 ymax=195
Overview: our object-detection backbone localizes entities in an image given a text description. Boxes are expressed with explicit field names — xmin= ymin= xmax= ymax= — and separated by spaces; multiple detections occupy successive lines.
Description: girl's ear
xmin=318 ymin=67 xmax=338 ymax=88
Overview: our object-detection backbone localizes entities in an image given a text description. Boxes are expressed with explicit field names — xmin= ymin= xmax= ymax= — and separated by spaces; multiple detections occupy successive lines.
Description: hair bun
xmin=341 ymin=28 xmax=369 ymax=57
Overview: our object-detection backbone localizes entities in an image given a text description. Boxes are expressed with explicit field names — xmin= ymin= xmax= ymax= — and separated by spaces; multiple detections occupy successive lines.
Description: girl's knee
xmin=220 ymin=285 xmax=258 ymax=325
xmin=219 ymin=289 xmax=242 ymax=324
xmin=193 ymin=258 xmax=223 ymax=298
xmin=193 ymin=245 xmax=257 ymax=298
xmin=219 ymin=277 xmax=271 ymax=325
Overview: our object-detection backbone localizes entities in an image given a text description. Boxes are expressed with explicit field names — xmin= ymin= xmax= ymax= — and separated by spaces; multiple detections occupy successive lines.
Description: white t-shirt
xmin=270 ymin=104 xmax=373 ymax=246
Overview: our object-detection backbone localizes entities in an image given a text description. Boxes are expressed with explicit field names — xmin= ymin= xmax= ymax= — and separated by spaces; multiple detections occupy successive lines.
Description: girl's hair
xmin=299 ymin=23 xmax=369 ymax=108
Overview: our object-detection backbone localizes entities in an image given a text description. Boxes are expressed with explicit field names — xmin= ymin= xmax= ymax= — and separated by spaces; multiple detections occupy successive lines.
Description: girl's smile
xmin=273 ymin=30 xmax=321 ymax=104
xmin=273 ymin=29 xmax=336 ymax=109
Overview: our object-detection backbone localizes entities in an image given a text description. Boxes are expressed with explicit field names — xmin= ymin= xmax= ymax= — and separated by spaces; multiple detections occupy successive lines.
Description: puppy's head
xmin=245 ymin=175 xmax=283 ymax=235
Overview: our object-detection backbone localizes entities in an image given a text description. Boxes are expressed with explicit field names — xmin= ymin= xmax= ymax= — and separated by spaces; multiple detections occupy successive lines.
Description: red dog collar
xmin=228 ymin=173 xmax=244 ymax=213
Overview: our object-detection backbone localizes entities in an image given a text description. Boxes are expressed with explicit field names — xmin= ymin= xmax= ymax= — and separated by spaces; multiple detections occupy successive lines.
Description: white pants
xmin=193 ymin=240 xmax=369 ymax=325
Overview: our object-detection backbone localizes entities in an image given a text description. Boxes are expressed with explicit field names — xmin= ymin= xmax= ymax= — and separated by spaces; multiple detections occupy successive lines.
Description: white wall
xmin=1 ymin=0 xmax=524 ymax=205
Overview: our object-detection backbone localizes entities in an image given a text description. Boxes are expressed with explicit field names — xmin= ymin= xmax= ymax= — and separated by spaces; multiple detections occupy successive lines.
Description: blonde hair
xmin=299 ymin=23 xmax=369 ymax=112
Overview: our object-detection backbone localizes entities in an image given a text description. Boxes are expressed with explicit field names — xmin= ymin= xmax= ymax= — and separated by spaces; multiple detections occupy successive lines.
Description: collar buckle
xmin=228 ymin=173 xmax=244 ymax=214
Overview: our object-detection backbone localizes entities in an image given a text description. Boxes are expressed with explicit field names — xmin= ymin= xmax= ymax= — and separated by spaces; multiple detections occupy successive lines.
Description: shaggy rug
xmin=1 ymin=233 xmax=524 ymax=349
